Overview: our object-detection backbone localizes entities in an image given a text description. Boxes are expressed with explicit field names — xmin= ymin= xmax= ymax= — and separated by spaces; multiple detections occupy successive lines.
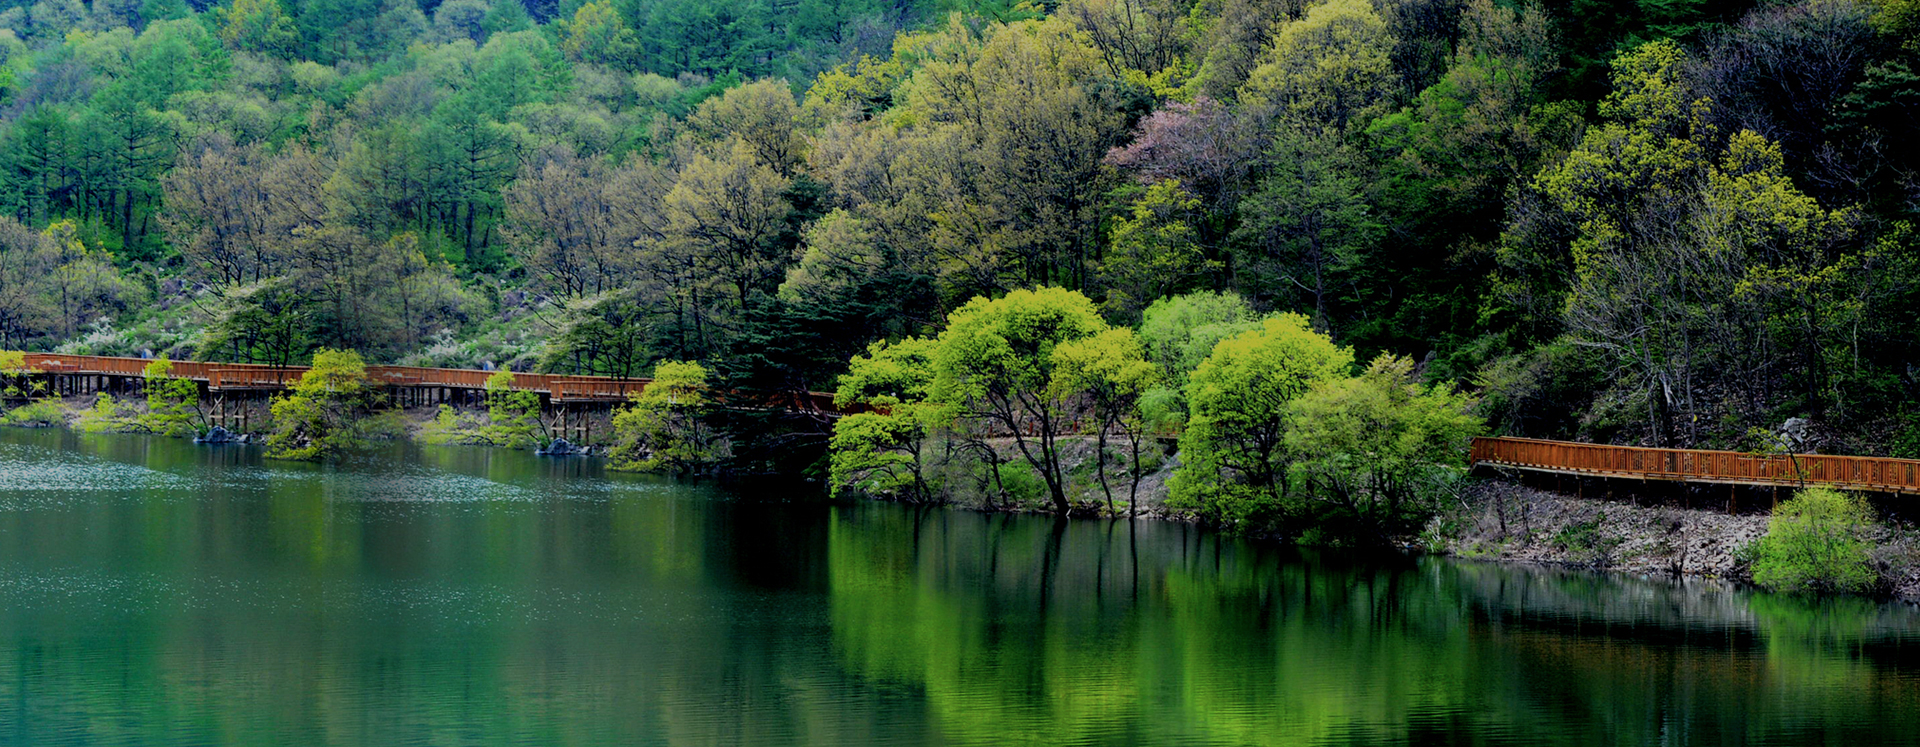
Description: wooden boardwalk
xmin=10 ymin=352 xmax=844 ymax=412
xmin=1470 ymin=436 xmax=1920 ymax=495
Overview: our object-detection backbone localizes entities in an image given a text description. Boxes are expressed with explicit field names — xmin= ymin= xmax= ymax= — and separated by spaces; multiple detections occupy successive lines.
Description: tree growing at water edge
xmin=610 ymin=360 xmax=728 ymax=473
xmin=266 ymin=349 xmax=397 ymax=460
xmin=929 ymin=287 xmax=1130 ymax=514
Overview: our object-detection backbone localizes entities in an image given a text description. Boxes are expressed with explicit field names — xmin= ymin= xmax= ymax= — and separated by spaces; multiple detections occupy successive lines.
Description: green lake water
xmin=1 ymin=427 xmax=1918 ymax=745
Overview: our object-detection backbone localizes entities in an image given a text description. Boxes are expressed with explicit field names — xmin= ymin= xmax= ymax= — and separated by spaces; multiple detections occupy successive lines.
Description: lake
xmin=0 ymin=427 xmax=1916 ymax=745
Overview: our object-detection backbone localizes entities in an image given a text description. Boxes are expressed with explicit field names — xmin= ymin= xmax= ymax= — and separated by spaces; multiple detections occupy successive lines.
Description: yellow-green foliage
xmin=0 ymin=398 xmax=64 ymax=427
xmin=0 ymin=350 xmax=60 ymax=427
xmin=75 ymin=394 xmax=135 ymax=433
xmin=828 ymin=337 xmax=942 ymax=500
xmin=0 ymin=350 xmax=41 ymax=401
xmin=1752 ymin=488 xmax=1878 ymax=594
xmin=609 ymin=361 xmax=725 ymax=473
xmin=481 ymin=370 xmax=546 ymax=448
xmin=1236 ymin=0 xmax=1397 ymax=131
xmin=1168 ymin=313 xmax=1352 ymax=528
xmin=929 ymin=287 xmax=1126 ymax=513
xmin=71 ymin=358 xmax=202 ymax=436
xmin=413 ymin=372 xmax=547 ymax=449
xmin=1052 ymin=327 xmax=1161 ymax=513
xmin=139 ymin=358 xmax=202 ymax=437
xmin=1284 ymin=355 xmax=1482 ymax=528
xmin=1516 ymin=39 xmax=1869 ymax=446
xmin=417 ymin=405 xmax=468 ymax=445
xmin=267 ymin=349 xmax=390 ymax=460
xmin=1135 ymin=292 xmax=1263 ymax=430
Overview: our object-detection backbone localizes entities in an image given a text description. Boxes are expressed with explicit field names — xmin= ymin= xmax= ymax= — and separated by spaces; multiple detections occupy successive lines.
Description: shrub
xmin=71 ymin=359 xmax=204 ymax=437
xmin=1751 ymin=487 xmax=1878 ymax=594
xmin=0 ymin=397 xmax=64 ymax=427
xmin=479 ymin=370 xmax=546 ymax=448
xmin=417 ymin=405 xmax=468 ymax=445
xmin=75 ymin=394 xmax=136 ymax=432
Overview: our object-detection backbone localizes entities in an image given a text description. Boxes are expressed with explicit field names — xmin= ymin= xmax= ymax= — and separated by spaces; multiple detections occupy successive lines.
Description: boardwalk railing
xmin=1470 ymin=436 xmax=1920 ymax=495
xmin=7 ymin=353 xmax=845 ymax=410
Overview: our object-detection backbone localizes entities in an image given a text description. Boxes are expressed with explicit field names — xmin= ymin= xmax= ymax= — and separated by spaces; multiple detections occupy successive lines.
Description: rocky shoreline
xmin=1432 ymin=480 xmax=1920 ymax=601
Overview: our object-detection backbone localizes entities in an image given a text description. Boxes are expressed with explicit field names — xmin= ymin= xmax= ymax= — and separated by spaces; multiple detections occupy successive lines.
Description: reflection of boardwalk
xmin=1471 ymin=436 xmax=1920 ymax=495
xmin=13 ymin=352 xmax=844 ymax=411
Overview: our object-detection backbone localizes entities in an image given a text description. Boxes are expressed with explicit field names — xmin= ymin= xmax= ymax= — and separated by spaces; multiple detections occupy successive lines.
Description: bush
xmin=1751 ymin=487 xmax=1878 ymax=594
xmin=71 ymin=359 xmax=205 ymax=437
xmin=417 ymin=405 xmax=469 ymax=445
xmin=137 ymin=358 xmax=203 ymax=437
xmin=0 ymin=397 xmax=64 ymax=427
xmin=75 ymin=394 xmax=136 ymax=432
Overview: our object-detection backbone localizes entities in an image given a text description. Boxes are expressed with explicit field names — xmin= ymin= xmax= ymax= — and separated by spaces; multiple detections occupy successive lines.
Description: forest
xmin=0 ymin=0 xmax=1913 ymax=481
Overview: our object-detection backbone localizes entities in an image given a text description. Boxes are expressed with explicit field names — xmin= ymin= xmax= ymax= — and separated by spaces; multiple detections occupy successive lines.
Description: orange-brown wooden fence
xmin=8 ymin=353 xmax=846 ymax=411
xmin=1470 ymin=436 xmax=1920 ymax=495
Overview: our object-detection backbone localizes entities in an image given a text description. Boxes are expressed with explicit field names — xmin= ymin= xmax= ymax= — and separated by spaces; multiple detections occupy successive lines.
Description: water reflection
xmin=0 ymin=428 xmax=1914 ymax=745
xmin=825 ymin=505 xmax=1920 ymax=746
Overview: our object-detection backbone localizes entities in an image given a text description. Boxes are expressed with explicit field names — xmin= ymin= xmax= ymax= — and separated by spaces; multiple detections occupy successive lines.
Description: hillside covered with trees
xmin=0 ymin=0 xmax=1913 ymax=462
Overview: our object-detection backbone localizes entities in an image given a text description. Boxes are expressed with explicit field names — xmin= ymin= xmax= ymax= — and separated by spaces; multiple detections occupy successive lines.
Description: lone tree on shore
xmin=609 ymin=360 xmax=727 ymax=474
xmin=267 ymin=349 xmax=393 ymax=460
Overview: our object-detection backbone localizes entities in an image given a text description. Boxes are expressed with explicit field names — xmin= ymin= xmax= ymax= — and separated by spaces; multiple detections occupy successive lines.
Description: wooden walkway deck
xmin=1470 ymin=436 xmax=1920 ymax=495
xmin=10 ymin=352 xmax=844 ymax=411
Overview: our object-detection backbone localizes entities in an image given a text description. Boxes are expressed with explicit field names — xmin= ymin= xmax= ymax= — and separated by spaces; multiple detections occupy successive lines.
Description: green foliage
xmin=417 ymin=405 xmax=469 ymax=446
xmin=559 ymin=1 xmax=639 ymax=69
xmin=1236 ymin=0 xmax=1397 ymax=132
xmin=413 ymin=370 xmax=547 ymax=447
xmin=828 ymin=338 xmax=944 ymax=499
xmin=0 ymin=397 xmax=66 ymax=427
xmin=197 ymin=280 xmax=313 ymax=369
xmin=1751 ymin=488 xmax=1879 ymax=595
xmin=138 ymin=358 xmax=202 ymax=437
xmin=218 ymin=0 xmax=298 ymax=57
xmin=1136 ymin=291 xmax=1262 ymax=429
xmin=75 ymin=394 xmax=134 ymax=433
xmin=1233 ymin=128 xmax=1378 ymax=330
xmin=266 ymin=349 xmax=389 ymax=460
xmin=830 ymin=412 xmax=932 ymax=500
xmin=1499 ymin=38 xmax=1876 ymax=447
xmin=930 ymin=287 xmax=1117 ymax=513
xmin=480 ymin=370 xmax=546 ymax=448
xmin=0 ymin=0 xmax=1904 ymax=477
xmin=539 ymin=289 xmax=654 ymax=379
xmin=1284 ymin=354 xmax=1483 ymax=534
xmin=1052 ymin=327 xmax=1160 ymax=513
xmin=1099 ymin=180 xmax=1212 ymax=319
xmin=609 ymin=360 xmax=727 ymax=473
xmin=1168 ymin=313 xmax=1352 ymax=528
